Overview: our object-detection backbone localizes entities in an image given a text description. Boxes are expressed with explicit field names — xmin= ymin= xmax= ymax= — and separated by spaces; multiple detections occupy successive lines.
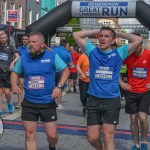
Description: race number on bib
xmin=0 ymin=53 xmax=8 ymax=61
xmin=28 ymin=76 xmax=45 ymax=89
xmin=95 ymin=66 xmax=113 ymax=80
xmin=133 ymin=68 xmax=147 ymax=78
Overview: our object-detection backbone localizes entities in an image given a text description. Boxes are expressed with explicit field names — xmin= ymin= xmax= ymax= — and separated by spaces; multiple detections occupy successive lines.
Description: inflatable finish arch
xmin=26 ymin=0 xmax=150 ymax=37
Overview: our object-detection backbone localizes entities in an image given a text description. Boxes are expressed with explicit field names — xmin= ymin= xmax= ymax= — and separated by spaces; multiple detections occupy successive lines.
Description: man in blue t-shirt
xmin=15 ymin=34 xmax=29 ymax=109
xmin=73 ymin=27 xmax=142 ymax=150
xmin=52 ymin=39 xmax=72 ymax=109
xmin=11 ymin=32 xmax=70 ymax=150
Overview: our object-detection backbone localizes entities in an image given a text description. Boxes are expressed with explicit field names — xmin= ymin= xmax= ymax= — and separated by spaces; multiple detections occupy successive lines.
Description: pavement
xmin=0 ymin=88 xmax=150 ymax=150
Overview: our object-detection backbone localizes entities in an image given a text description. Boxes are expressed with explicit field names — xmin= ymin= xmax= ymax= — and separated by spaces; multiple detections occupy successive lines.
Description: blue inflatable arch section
xmin=26 ymin=1 xmax=150 ymax=37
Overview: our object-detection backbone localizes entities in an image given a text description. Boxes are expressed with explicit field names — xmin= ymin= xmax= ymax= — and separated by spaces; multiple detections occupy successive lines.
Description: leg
xmin=130 ymin=113 xmax=139 ymax=145
xmin=0 ymin=88 xmax=4 ymax=111
xmin=17 ymin=78 xmax=24 ymax=108
xmin=44 ymin=121 xmax=58 ymax=148
xmin=139 ymin=112 xmax=149 ymax=143
xmin=103 ymin=123 xmax=116 ymax=150
xmin=87 ymin=125 xmax=103 ymax=150
xmin=23 ymin=121 xmax=37 ymax=150
xmin=67 ymin=79 xmax=72 ymax=92
xmin=4 ymin=88 xmax=11 ymax=104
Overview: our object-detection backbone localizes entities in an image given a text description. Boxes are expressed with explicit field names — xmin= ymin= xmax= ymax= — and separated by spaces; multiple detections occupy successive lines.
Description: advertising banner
xmin=72 ymin=1 xmax=136 ymax=18
xmin=7 ymin=10 xmax=18 ymax=22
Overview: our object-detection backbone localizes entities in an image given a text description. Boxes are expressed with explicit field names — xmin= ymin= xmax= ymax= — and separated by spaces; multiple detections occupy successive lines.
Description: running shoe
xmin=0 ymin=110 xmax=3 ymax=115
xmin=49 ymin=144 xmax=56 ymax=150
xmin=8 ymin=103 xmax=14 ymax=113
xmin=56 ymin=104 xmax=64 ymax=110
xmin=141 ymin=143 xmax=148 ymax=150
xmin=15 ymin=103 xmax=21 ymax=109
xmin=131 ymin=145 xmax=140 ymax=150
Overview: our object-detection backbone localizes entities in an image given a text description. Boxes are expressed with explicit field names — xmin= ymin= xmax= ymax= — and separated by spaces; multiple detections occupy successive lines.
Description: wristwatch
xmin=57 ymin=84 xmax=63 ymax=90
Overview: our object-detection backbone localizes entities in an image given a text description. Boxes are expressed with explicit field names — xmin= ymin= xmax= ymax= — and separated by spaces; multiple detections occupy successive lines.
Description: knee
xmin=140 ymin=116 xmax=148 ymax=123
xmin=103 ymin=130 xmax=114 ymax=143
xmin=47 ymin=132 xmax=58 ymax=141
xmin=87 ymin=133 xmax=99 ymax=145
xmin=131 ymin=117 xmax=138 ymax=124
xmin=25 ymin=130 xmax=36 ymax=141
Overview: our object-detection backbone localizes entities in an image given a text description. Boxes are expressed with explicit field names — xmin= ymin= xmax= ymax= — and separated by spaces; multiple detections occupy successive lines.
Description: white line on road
xmin=3 ymin=110 xmax=21 ymax=120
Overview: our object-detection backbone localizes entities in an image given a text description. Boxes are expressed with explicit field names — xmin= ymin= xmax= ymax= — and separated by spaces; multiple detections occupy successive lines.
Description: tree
xmin=65 ymin=18 xmax=81 ymax=48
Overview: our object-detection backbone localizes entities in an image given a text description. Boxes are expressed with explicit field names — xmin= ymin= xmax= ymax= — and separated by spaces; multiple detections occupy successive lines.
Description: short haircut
xmin=100 ymin=27 xmax=116 ymax=38
xmin=29 ymin=32 xmax=45 ymax=43
xmin=60 ymin=39 xmax=67 ymax=47
xmin=22 ymin=33 xmax=29 ymax=38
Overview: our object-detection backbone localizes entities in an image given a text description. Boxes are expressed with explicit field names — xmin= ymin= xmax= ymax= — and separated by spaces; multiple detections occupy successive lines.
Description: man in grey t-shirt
xmin=0 ymin=32 xmax=19 ymax=115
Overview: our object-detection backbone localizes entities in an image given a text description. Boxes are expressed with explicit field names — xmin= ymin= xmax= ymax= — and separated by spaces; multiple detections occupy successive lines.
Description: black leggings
xmin=79 ymin=79 xmax=89 ymax=107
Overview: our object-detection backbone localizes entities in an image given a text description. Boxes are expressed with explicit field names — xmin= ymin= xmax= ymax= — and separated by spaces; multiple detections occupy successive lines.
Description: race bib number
xmin=28 ymin=76 xmax=45 ymax=89
xmin=95 ymin=66 xmax=113 ymax=80
xmin=69 ymin=64 xmax=75 ymax=68
xmin=133 ymin=68 xmax=147 ymax=78
xmin=0 ymin=53 xmax=8 ymax=61
xmin=86 ymin=69 xmax=90 ymax=77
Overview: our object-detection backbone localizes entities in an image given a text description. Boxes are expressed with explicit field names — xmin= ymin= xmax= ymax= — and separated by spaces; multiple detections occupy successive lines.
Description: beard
xmin=29 ymin=47 xmax=44 ymax=59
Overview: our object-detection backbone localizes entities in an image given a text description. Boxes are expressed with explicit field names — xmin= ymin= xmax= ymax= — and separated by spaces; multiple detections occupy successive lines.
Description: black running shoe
xmin=82 ymin=107 xmax=87 ymax=116
xmin=49 ymin=144 xmax=56 ymax=150
xmin=73 ymin=86 xmax=76 ymax=93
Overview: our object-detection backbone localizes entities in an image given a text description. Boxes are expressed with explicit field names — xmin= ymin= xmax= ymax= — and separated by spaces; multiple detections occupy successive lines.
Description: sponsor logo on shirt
xmin=108 ymin=53 xmax=116 ymax=58
xmin=41 ymin=59 xmax=50 ymax=63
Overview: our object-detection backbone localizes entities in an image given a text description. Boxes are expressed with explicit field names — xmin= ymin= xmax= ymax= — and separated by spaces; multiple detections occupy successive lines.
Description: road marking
xmin=3 ymin=110 xmax=21 ymax=120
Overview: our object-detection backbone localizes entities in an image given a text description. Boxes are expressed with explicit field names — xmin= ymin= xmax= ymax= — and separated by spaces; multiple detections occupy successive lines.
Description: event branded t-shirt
xmin=85 ymin=41 xmax=129 ymax=98
xmin=124 ymin=49 xmax=150 ymax=93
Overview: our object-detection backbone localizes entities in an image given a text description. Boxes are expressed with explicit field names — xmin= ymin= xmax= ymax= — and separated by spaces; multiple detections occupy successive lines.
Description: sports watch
xmin=57 ymin=84 xmax=63 ymax=90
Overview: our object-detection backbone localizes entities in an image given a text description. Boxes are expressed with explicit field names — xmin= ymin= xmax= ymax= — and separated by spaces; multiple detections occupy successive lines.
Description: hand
xmin=146 ymin=83 xmax=150 ymax=90
xmin=10 ymin=62 xmax=15 ymax=71
xmin=120 ymin=82 xmax=131 ymax=91
xmin=80 ymin=73 xmax=86 ymax=80
xmin=12 ymin=85 xmax=21 ymax=94
xmin=52 ymin=87 xmax=62 ymax=104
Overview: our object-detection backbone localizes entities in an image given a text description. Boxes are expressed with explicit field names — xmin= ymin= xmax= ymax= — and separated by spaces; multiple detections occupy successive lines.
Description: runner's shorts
xmin=21 ymin=100 xmax=57 ymax=122
xmin=68 ymin=72 xmax=78 ymax=80
xmin=87 ymin=95 xmax=121 ymax=126
xmin=125 ymin=91 xmax=150 ymax=114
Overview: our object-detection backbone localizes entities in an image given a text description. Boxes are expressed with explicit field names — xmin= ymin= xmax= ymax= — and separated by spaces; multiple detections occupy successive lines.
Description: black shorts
xmin=125 ymin=91 xmax=150 ymax=114
xmin=87 ymin=95 xmax=121 ymax=126
xmin=68 ymin=72 xmax=78 ymax=80
xmin=21 ymin=100 xmax=57 ymax=122
xmin=0 ymin=70 xmax=11 ymax=88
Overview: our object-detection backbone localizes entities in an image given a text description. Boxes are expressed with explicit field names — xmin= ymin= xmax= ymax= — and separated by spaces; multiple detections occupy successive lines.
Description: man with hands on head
xmin=11 ymin=32 xmax=70 ymax=150
xmin=120 ymin=33 xmax=150 ymax=150
xmin=73 ymin=27 xmax=142 ymax=150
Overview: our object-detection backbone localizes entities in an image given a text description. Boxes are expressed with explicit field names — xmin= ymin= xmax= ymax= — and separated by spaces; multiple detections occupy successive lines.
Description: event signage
xmin=7 ymin=10 xmax=18 ymax=22
xmin=72 ymin=1 xmax=136 ymax=18
xmin=56 ymin=27 xmax=72 ymax=37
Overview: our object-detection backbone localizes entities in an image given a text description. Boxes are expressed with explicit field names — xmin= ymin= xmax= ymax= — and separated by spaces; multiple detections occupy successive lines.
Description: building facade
xmin=0 ymin=0 xmax=26 ymax=29
xmin=26 ymin=0 xmax=41 ymax=27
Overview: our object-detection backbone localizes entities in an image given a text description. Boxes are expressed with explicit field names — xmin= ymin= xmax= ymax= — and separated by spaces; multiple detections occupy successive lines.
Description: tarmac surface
xmin=0 ymin=88 xmax=150 ymax=150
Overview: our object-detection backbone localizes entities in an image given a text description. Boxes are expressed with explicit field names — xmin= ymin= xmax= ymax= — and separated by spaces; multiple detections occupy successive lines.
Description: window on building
xmin=18 ymin=5 xmax=22 ymax=29
xmin=10 ymin=2 xmax=15 ymax=26
xmin=1 ymin=0 xmax=7 ymax=24
xmin=28 ymin=10 xmax=32 ymax=25
xmin=36 ymin=12 xmax=39 ymax=20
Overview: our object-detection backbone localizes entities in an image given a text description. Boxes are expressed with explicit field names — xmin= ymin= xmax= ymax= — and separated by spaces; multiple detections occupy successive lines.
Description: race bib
xmin=133 ymin=68 xmax=147 ymax=78
xmin=0 ymin=53 xmax=8 ymax=61
xmin=95 ymin=66 xmax=113 ymax=80
xmin=69 ymin=64 xmax=75 ymax=68
xmin=28 ymin=76 xmax=45 ymax=89
xmin=86 ymin=69 xmax=90 ymax=77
